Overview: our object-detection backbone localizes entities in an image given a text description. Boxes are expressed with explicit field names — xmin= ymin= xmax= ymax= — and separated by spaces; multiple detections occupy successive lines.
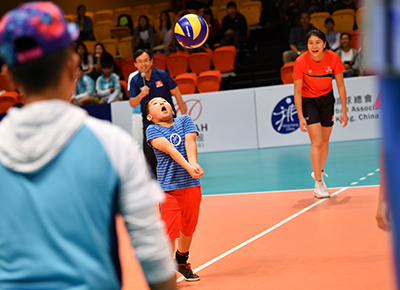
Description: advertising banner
xmin=255 ymin=76 xmax=380 ymax=148
xmin=178 ymin=89 xmax=259 ymax=153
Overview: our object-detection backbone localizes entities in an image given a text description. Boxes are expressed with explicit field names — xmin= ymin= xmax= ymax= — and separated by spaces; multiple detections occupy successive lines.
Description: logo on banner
xmin=175 ymin=99 xmax=203 ymax=121
xmin=170 ymin=133 xmax=181 ymax=146
xmin=271 ymin=96 xmax=299 ymax=134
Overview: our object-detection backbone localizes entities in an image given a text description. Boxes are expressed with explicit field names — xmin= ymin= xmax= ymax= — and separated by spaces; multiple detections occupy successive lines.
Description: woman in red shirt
xmin=293 ymin=30 xmax=348 ymax=199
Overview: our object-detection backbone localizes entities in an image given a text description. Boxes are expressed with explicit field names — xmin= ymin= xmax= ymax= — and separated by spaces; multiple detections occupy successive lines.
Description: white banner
xmin=177 ymin=89 xmax=259 ymax=153
xmin=255 ymin=76 xmax=381 ymax=148
xmin=110 ymin=88 xmax=259 ymax=153
xmin=111 ymin=76 xmax=380 ymax=152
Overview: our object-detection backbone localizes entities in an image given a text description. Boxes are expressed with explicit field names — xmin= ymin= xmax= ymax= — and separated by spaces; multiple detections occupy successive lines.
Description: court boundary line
xmin=177 ymin=187 xmax=350 ymax=283
xmin=203 ymin=184 xmax=378 ymax=197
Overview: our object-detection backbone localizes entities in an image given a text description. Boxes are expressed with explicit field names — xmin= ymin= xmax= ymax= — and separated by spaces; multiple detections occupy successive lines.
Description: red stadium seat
xmin=153 ymin=54 xmax=167 ymax=71
xmin=175 ymin=73 xmax=197 ymax=95
xmin=197 ymin=70 xmax=221 ymax=93
xmin=0 ymin=92 xmax=19 ymax=114
xmin=280 ymin=62 xmax=295 ymax=84
xmin=113 ymin=58 xmax=123 ymax=75
xmin=188 ymin=52 xmax=212 ymax=75
xmin=120 ymin=80 xmax=128 ymax=99
xmin=349 ymin=30 xmax=361 ymax=50
xmin=166 ymin=53 xmax=189 ymax=78
xmin=212 ymin=46 xmax=236 ymax=72
xmin=121 ymin=57 xmax=137 ymax=82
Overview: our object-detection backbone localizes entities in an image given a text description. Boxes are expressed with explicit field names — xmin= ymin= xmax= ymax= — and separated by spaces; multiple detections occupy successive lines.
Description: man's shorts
xmin=302 ymin=90 xmax=335 ymax=127
xmin=161 ymin=186 xmax=202 ymax=240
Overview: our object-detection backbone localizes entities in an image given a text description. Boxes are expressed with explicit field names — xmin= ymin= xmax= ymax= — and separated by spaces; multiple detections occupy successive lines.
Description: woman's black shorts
xmin=302 ymin=90 xmax=335 ymax=127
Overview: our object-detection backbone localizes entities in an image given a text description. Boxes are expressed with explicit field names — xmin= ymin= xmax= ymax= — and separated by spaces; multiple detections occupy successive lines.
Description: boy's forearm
xmin=185 ymin=140 xmax=198 ymax=164
xmin=151 ymin=138 xmax=192 ymax=171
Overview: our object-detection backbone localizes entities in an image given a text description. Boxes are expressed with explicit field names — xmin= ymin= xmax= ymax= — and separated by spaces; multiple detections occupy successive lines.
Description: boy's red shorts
xmin=161 ymin=185 xmax=202 ymax=240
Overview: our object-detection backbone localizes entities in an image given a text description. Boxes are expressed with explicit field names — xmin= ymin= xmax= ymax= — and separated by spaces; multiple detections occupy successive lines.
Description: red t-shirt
xmin=292 ymin=49 xmax=345 ymax=98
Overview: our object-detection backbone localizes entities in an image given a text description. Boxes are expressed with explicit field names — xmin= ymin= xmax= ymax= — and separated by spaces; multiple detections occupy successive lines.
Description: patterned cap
xmin=0 ymin=1 xmax=79 ymax=66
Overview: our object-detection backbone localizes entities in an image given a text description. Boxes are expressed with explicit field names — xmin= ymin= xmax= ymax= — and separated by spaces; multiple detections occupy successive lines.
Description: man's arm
xmin=129 ymin=86 xmax=149 ymax=108
xmin=170 ymin=86 xmax=187 ymax=114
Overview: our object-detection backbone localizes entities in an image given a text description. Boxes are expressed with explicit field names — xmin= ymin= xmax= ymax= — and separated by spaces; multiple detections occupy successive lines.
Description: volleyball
xmin=174 ymin=14 xmax=209 ymax=49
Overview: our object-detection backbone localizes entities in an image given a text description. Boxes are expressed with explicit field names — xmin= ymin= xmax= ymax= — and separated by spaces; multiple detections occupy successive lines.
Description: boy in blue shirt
xmin=0 ymin=2 xmax=177 ymax=289
xmin=145 ymin=95 xmax=203 ymax=282
xmin=96 ymin=54 xmax=122 ymax=104
xmin=70 ymin=65 xmax=98 ymax=105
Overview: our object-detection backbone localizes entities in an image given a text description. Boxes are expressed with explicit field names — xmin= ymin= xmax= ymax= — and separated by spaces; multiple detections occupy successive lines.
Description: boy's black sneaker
xmin=176 ymin=263 xmax=200 ymax=281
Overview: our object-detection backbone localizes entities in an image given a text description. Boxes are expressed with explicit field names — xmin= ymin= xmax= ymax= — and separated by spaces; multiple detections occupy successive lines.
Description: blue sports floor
xmin=198 ymin=139 xmax=381 ymax=195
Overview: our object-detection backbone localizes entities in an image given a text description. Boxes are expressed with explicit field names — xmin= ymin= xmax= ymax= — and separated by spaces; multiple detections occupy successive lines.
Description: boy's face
xmin=76 ymin=67 xmax=83 ymax=79
xmin=147 ymin=97 xmax=174 ymax=123
xmin=102 ymin=66 xmax=113 ymax=77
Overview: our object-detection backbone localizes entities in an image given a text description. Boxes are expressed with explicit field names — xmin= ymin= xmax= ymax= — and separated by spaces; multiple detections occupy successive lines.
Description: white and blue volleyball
xmin=174 ymin=14 xmax=209 ymax=49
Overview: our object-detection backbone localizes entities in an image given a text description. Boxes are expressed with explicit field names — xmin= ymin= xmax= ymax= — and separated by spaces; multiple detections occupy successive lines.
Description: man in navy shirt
xmin=128 ymin=49 xmax=187 ymax=177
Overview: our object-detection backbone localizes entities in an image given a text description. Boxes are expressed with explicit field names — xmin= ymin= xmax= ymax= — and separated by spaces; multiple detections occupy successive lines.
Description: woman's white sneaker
xmin=313 ymin=181 xmax=330 ymax=198
xmin=311 ymin=171 xmax=328 ymax=189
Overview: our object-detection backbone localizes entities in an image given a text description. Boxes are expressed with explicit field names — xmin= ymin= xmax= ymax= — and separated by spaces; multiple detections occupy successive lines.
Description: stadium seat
xmin=355 ymin=7 xmax=365 ymax=29
xmin=197 ymin=70 xmax=221 ymax=93
xmin=0 ymin=92 xmax=19 ymax=114
xmin=113 ymin=58 xmax=123 ymax=75
xmin=113 ymin=7 xmax=133 ymax=26
xmin=153 ymin=54 xmax=167 ymax=71
xmin=82 ymin=40 xmax=96 ymax=55
xmin=85 ymin=11 xmax=94 ymax=23
xmin=239 ymin=1 xmax=262 ymax=27
xmin=118 ymin=36 xmax=134 ymax=60
xmin=310 ymin=11 xmax=330 ymax=19
xmin=188 ymin=52 xmax=212 ymax=75
xmin=204 ymin=48 xmax=213 ymax=59
xmin=349 ymin=30 xmax=361 ymax=50
xmin=212 ymin=46 xmax=236 ymax=72
xmin=120 ymin=80 xmax=128 ymax=99
xmin=280 ymin=61 xmax=295 ymax=84
xmin=132 ymin=5 xmax=152 ymax=23
xmin=152 ymin=2 xmax=173 ymax=19
xmin=310 ymin=12 xmax=329 ymax=32
xmin=217 ymin=6 xmax=228 ymax=24
xmin=110 ymin=27 xmax=132 ymax=40
xmin=101 ymin=38 xmax=118 ymax=56
xmin=175 ymin=73 xmax=197 ymax=95
xmin=93 ymin=20 xmax=113 ymax=41
xmin=153 ymin=17 xmax=161 ymax=34
xmin=93 ymin=9 xmax=113 ymax=24
xmin=177 ymin=9 xmax=197 ymax=17
xmin=168 ymin=11 xmax=177 ymax=23
xmin=64 ymin=14 xmax=76 ymax=22
xmin=166 ymin=53 xmax=189 ymax=78
xmin=331 ymin=9 xmax=355 ymax=33
xmin=213 ymin=0 xmax=231 ymax=9
xmin=121 ymin=57 xmax=137 ymax=81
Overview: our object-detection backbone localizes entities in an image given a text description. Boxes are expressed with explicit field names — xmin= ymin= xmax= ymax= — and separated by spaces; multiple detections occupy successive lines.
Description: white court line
xmin=177 ymin=187 xmax=349 ymax=283
xmin=203 ymin=184 xmax=378 ymax=198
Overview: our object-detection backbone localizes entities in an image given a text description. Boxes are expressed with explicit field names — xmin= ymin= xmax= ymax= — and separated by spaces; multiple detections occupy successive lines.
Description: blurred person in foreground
xmin=0 ymin=2 xmax=177 ymax=289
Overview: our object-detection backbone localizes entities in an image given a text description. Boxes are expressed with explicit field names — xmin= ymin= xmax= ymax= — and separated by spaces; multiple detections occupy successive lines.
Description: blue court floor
xmin=198 ymin=139 xmax=381 ymax=195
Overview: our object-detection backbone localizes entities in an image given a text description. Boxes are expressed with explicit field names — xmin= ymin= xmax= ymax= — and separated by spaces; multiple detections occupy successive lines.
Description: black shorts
xmin=302 ymin=91 xmax=335 ymax=127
